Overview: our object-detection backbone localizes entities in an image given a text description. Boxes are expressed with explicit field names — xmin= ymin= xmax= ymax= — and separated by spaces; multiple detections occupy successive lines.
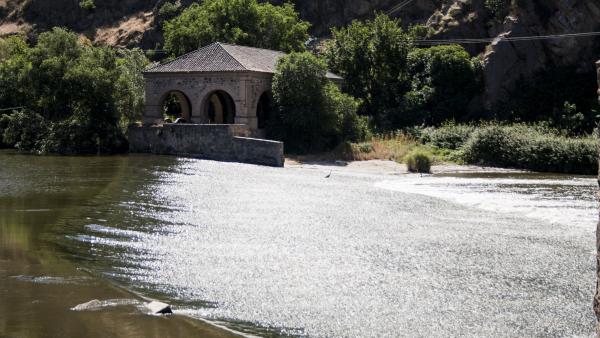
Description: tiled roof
xmin=145 ymin=42 xmax=342 ymax=80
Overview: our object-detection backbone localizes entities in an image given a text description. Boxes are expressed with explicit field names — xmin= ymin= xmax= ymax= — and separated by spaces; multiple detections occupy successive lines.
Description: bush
xmin=462 ymin=124 xmax=597 ymax=174
xmin=405 ymin=149 xmax=433 ymax=173
xmin=423 ymin=122 xmax=475 ymax=149
xmin=79 ymin=0 xmax=96 ymax=10
xmin=1 ymin=110 xmax=48 ymax=151
xmin=41 ymin=117 xmax=128 ymax=154
xmin=158 ymin=2 xmax=180 ymax=23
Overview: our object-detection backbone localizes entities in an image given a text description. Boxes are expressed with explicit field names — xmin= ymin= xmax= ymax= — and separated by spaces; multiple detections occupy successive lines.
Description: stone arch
xmin=256 ymin=91 xmax=273 ymax=129
xmin=160 ymin=90 xmax=192 ymax=122
xmin=201 ymin=90 xmax=237 ymax=124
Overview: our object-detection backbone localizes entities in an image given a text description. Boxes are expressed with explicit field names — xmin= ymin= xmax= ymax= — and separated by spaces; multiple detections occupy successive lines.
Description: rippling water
xmin=1 ymin=152 xmax=596 ymax=337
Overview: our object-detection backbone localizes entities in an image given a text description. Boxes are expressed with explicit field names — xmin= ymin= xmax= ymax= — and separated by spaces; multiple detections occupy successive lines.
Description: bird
xmin=325 ymin=170 xmax=332 ymax=178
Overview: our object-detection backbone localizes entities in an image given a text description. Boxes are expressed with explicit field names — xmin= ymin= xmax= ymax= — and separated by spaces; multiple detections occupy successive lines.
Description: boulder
xmin=145 ymin=301 xmax=172 ymax=314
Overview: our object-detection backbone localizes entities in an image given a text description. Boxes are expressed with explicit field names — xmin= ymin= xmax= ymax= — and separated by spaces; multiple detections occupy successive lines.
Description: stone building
xmin=142 ymin=42 xmax=342 ymax=130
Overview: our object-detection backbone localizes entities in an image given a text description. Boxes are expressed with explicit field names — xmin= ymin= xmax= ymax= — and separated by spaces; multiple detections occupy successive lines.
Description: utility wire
xmin=0 ymin=106 xmax=25 ymax=112
xmin=413 ymin=31 xmax=600 ymax=45
xmin=387 ymin=0 xmax=420 ymax=16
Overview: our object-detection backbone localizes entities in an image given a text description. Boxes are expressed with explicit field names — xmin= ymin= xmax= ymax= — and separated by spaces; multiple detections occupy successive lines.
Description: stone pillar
xmin=595 ymin=60 xmax=600 ymax=337
xmin=142 ymin=75 xmax=165 ymax=125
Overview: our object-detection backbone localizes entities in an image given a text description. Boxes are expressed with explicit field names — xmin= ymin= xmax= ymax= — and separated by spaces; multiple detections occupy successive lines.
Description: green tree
xmin=403 ymin=44 xmax=479 ymax=125
xmin=114 ymin=48 xmax=148 ymax=129
xmin=270 ymin=52 xmax=368 ymax=153
xmin=0 ymin=28 xmax=146 ymax=153
xmin=324 ymin=14 xmax=413 ymax=129
xmin=163 ymin=0 xmax=310 ymax=57
xmin=0 ymin=35 xmax=32 ymax=110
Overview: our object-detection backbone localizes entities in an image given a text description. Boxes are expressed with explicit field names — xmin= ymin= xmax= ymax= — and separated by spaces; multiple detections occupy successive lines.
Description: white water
xmin=70 ymin=161 xmax=597 ymax=337
xmin=375 ymin=174 xmax=597 ymax=229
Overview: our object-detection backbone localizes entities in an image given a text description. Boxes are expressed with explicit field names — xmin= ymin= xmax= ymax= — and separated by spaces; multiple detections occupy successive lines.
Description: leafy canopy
xmin=163 ymin=0 xmax=310 ymax=56
xmin=0 ymin=28 xmax=148 ymax=153
xmin=270 ymin=52 xmax=369 ymax=153
xmin=324 ymin=14 xmax=413 ymax=129
xmin=403 ymin=44 xmax=479 ymax=126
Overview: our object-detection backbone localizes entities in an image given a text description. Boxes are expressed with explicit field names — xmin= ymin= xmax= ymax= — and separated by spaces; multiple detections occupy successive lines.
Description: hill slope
xmin=1 ymin=0 xmax=599 ymax=109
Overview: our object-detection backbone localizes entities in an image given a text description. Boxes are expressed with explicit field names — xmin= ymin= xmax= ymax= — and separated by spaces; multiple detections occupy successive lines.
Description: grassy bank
xmin=295 ymin=123 xmax=598 ymax=175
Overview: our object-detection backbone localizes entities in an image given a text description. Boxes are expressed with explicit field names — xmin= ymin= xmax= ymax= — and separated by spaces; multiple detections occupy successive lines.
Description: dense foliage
xmin=462 ymin=124 xmax=597 ymax=174
xmin=422 ymin=123 xmax=597 ymax=174
xmin=325 ymin=15 xmax=479 ymax=131
xmin=420 ymin=122 xmax=476 ymax=150
xmin=324 ymin=15 xmax=412 ymax=129
xmin=269 ymin=52 xmax=369 ymax=153
xmin=163 ymin=0 xmax=310 ymax=56
xmin=403 ymin=45 xmax=480 ymax=125
xmin=0 ymin=28 xmax=147 ymax=153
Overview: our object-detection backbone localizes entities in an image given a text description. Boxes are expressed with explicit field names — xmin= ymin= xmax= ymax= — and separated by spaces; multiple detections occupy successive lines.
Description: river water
xmin=0 ymin=152 xmax=596 ymax=337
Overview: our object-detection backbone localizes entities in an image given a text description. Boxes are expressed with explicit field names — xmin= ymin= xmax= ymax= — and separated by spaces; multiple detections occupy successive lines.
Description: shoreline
xmin=285 ymin=158 xmax=530 ymax=176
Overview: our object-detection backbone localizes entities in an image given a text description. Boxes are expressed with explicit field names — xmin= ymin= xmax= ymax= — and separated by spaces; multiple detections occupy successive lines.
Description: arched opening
xmin=204 ymin=90 xmax=236 ymax=124
xmin=162 ymin=91 xmax=191 ymax=122
xmin=256 ymin=92 xmax=273 ymax=129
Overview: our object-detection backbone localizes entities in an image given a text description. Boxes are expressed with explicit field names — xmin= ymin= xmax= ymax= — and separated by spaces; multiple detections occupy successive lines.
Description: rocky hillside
xmin=2 ymin=0 xmax=600 ymax=109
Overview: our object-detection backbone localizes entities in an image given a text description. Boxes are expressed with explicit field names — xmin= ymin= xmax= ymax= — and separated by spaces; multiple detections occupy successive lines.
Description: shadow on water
xmin=0 ymin=151 xmax=239 ymax=338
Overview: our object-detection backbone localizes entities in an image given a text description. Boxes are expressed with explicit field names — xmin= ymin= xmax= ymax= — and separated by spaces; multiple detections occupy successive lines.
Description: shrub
xmin=423 ymin=122 xmax=475 ymax=149
xmin=1 ymin=110 xmax=48 ymax=151
xmin=485 ymin=0 xmax=509 ymax=20
xmin=41 ymin=117 xmax=128 ymax=154
xmin=79 ymin=0 xmax=96 ymax=10
xmin=158 ymin=2 xmax=180 ymax=23
xmin=462 ymin=124 xmax=597 ymax=174
xmin=405 ymin=149 xmax=433 ymax=173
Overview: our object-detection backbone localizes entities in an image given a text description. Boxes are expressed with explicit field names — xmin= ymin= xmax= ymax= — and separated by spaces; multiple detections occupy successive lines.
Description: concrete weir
xmin=128 ymin=124 xmax=284 ymax=167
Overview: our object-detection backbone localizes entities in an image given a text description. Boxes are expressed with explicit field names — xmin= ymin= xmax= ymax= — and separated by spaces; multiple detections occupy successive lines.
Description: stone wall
xmin=128 ymin=124 xmax=284 ymax=167
xmin=143 ymin=71 xmax=272 ymax=129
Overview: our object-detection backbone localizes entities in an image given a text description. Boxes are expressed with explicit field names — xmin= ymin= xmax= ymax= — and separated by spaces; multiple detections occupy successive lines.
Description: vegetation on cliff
xmin=0 ymin=0 xmax=597 ymax=174
xmin=163 ymin=0 xmax=310 ymax=56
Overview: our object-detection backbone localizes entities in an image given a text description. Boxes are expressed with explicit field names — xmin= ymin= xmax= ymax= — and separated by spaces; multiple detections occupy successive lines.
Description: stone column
xmin=595 ymin=60 xmax=600 ymax=338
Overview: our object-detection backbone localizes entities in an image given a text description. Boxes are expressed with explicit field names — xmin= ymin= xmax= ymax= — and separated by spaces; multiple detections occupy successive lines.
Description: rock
xmin=71 ymin=299 xmax=103 ymax=311
xmin=145 ymin=301 xmax=172 ymax=314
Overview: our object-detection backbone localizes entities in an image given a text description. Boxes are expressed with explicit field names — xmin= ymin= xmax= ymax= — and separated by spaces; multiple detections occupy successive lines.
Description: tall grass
xmin=336 ymin=132 xmax=424 ymax=162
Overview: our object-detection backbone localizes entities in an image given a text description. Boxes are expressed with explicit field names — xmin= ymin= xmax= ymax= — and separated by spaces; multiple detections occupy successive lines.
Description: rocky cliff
xmin=1 ymin=0 xmax=600 ymax=109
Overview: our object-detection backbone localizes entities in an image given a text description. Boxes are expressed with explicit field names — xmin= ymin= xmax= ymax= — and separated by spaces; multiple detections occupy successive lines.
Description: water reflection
xmin=1 ymin=151 xmax=596 ymax=337
xmin=0 ymin=152 xmax=238 ymax=338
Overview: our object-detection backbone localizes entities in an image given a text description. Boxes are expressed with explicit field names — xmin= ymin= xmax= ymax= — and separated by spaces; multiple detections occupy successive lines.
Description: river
xmin=0 ymin=151 xmax=596 ymax=337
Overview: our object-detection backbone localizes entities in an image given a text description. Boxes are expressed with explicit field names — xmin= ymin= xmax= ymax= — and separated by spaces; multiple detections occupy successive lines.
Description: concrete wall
xmin=128 ymin=124 xmax=284 ymax=167
xmin=143 ymin=71 xmax=272 ymax=129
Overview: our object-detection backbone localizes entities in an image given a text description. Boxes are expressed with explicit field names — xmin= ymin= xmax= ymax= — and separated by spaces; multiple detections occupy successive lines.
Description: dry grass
xmin=346 ymin=133 xmax=420 ymax=161
xmin=287 ymin=133 xmax=429 ymax=164
xmin=332 ymin=132 xmax=430 ymax=163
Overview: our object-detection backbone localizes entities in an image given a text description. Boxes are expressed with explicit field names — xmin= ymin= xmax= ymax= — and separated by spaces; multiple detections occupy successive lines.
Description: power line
xmin=387 ymin=0 xmax=419 ymax=16
xmin=413 ymin=31 xmax=600 ymax=45
xmin=0 ymin=106 xmax=25 ymax=112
